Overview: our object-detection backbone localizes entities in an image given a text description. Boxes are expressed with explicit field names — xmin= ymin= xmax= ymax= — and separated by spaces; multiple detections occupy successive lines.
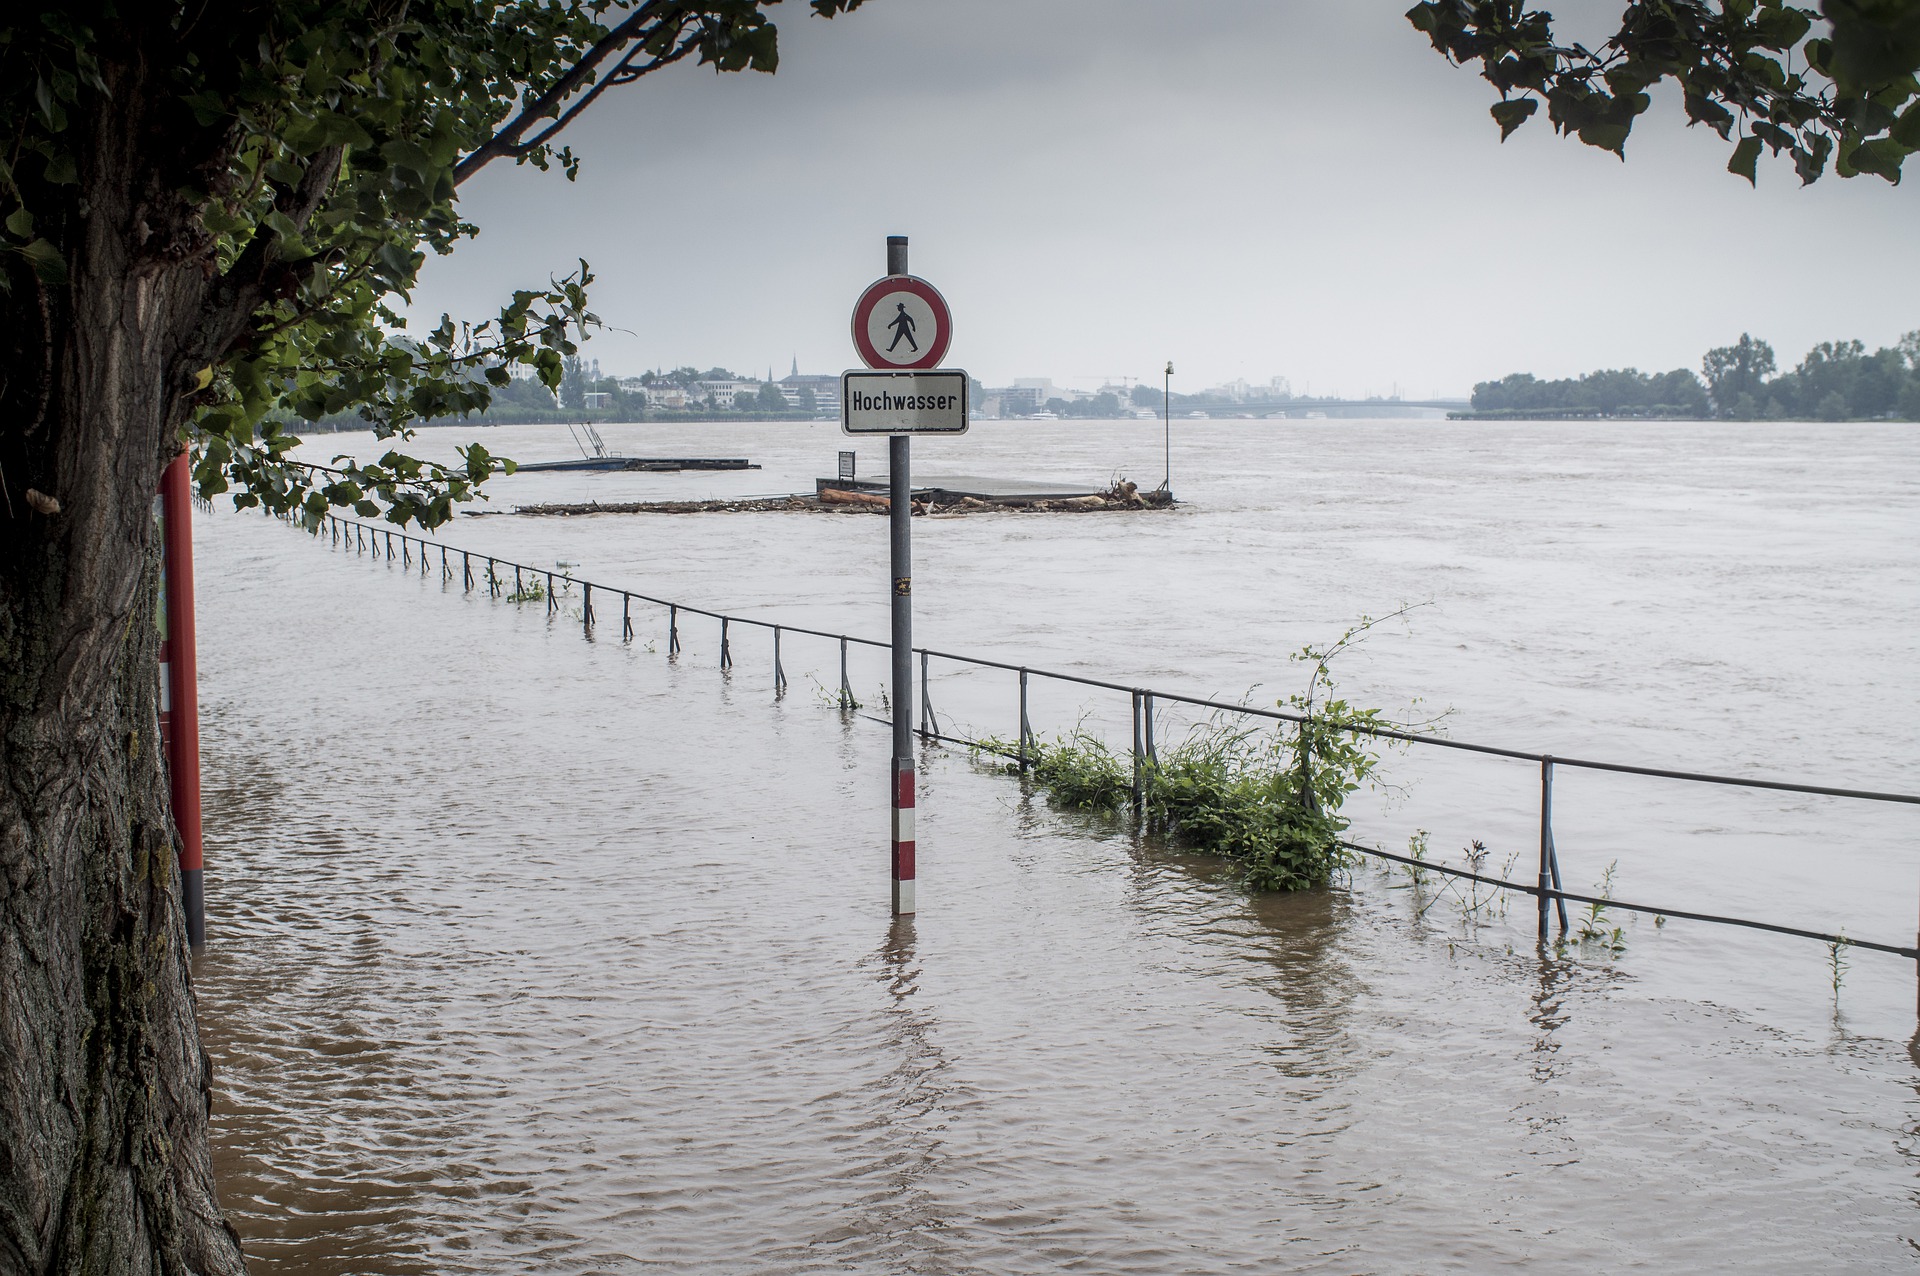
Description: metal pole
xmin=1019 ymin=668 xmax=1032 ymax=772
xmin=583 ymin=583 xmax=594 ymax=634
xmin=1131 ymin=691 xmax=1145 ymax=813
xmin=159 ymin=454 xmax=204 ymax=953
xmin=774 ymin=626 xmax=787 ymax=694
xmin=720 ymin=616 xmax=732 ymax=669
xmin=1548 ymin=835 xmax=1570 ymax=933
xmin=1539 ymin=757 xmax=1555 ymax=941
xmin=670 ymin=605 xmax=680 ymax=656
xmin=918 ymin=651 xmax=930 ymax=738
xmin=888 ymin=233 xmax=916 ymax=917
xmin=623 ymin=593 xmax=632 ymax=641
xmin=839 ymin=635 xmax=850 ymax=708
xmin=1144 ymin=692 xmax=1156 ymax=762
xmin=1162 ymin=361 xmax=1172 ymax=492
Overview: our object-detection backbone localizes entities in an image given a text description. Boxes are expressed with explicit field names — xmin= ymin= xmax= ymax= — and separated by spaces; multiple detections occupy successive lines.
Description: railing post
xmin=669 ymin=605 xmax=681 ymax=656
xmin=440 ymin=546 xmax=448 ymax=580
xmin=838 ymin=636 xmax=851 ymax=709
xmin=1018 ymin=668 xmax=1031 ymax=772
xmin=1131 ymin=690 xmax=1145 ymax=813
xmin=1539 ymin=756 xmax=1555 ymax=941
xmin=462 ymin=551 xmax=471 ymax=590
xmin=546 ymin=572 xmax=556 ymax=615
xmin=1144 ymin=692 xmax=1156 ymax=762
xmin=515 ymin=564 xmax=522 ymax=597
xmin=919 ymin=651 xmax=935 ymax=739
xmin=623 ymin=593 xmax=633 ymax=642
xmin=720 ymin=616 xmax=732 ymax=670
xmin=774 ymin=626 xmax=786 ymax=694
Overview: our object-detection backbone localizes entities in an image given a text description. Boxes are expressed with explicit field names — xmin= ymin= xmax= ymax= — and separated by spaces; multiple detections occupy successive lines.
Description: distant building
xmin=695 ymin=379 xmax=756 ymax=408
xmin=993 ymin=385 xmax=1043 ymax=415
xmin=582 ymin=391 xmax=611 ymax=410
xmin=780 ymin=359 xmax=840 ymax=415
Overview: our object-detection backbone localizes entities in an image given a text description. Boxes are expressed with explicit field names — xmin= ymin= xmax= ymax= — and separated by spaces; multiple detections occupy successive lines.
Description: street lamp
xmin=1161 ymin=361 xmax=1174 ymax=493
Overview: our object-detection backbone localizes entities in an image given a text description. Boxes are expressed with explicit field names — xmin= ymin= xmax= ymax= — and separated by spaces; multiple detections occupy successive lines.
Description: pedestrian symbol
xmin=886 ymin=303 xmax=918 ymax=353
xmin=850 ymin=274 xmax=952 ymax=370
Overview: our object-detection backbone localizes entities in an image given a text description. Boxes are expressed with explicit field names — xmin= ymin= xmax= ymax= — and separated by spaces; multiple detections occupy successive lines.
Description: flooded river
xmin=197 ymin=418 xmax=1919 ymax=1271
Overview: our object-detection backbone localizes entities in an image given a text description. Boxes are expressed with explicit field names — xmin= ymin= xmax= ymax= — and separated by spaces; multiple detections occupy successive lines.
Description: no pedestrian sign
xmin=851 ymin=274 xmax=952 ymax=370
xmin=841 ymin=370 xmax=969 ymax=435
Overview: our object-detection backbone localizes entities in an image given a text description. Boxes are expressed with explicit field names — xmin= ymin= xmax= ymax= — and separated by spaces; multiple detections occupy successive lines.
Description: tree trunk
xmin=0 ymin=42 xmax=247 ymax=1276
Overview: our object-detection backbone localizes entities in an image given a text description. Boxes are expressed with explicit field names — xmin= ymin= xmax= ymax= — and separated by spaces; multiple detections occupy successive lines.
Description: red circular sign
xmin=851 ymin=275 xmax=951 ymax=370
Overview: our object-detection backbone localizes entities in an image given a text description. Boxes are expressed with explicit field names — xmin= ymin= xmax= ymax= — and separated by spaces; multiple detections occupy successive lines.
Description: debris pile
xmin=496 ymin=479 xmax=1172 ymax=518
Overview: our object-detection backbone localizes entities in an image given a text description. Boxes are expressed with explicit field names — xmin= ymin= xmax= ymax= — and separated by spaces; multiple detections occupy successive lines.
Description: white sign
xmin=841 ymin=370 xmax=970 ymax=435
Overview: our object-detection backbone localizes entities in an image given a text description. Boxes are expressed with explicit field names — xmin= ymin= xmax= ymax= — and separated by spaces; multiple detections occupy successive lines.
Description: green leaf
xmin=1893 ymin=100 xmax=1920 ymax=148
xmin=1490 ymin=97 xmax=1539 ymax=139
xmin=1728 ymin=135 xmax=1763 ymax=183
xmin=4 ymin=208 xmax=32 ymax=239
xmin=14 ymin=238 xmax=67 ymax=285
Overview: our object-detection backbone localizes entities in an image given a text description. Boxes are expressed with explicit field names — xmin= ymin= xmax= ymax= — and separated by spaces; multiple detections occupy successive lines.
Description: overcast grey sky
xmin=414 ymin=0 xmax=1919 ymax=397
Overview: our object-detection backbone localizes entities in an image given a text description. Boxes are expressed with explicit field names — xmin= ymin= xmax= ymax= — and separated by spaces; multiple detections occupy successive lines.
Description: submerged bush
xmin=976 ymin=610 xmax=1430 ymax=893
xmin=978 ymin=717 xmax=1369 ymax=892
xmin=1025 ymin=728 xmax=1133 ymax=809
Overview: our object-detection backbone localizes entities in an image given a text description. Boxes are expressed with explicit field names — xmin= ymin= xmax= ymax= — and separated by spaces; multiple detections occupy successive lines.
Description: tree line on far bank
xmin=1467 ymin=331 xmax=1920 ymax=421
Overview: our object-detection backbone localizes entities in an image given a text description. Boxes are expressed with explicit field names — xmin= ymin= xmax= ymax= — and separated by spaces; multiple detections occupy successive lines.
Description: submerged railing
xmin=306 ymin=513 xmax=1920 ymax=967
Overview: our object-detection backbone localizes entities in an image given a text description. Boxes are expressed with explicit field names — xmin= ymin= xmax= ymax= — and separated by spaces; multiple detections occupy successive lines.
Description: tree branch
xmin=184 ymin=145 xmax=344 ymax=372
xmin=452 ymin=2 xmax=670 ymax=187
xmin=510 ymin=31 xmax=706 ymax=162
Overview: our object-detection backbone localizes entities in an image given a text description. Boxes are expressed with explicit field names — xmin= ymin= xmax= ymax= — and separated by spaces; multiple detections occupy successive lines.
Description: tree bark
xmin=0 ymin=35 xmax=247 ymax=1276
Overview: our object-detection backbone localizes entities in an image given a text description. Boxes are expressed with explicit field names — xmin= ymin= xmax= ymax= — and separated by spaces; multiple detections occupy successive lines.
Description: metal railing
xmin=308 ymin=512 xmax=1920 ymax=964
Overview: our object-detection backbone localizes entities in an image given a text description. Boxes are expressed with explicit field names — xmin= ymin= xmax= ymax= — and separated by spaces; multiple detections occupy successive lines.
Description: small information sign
xmin=838 ymin=450 xmax=857 ymax=481
xmin=841 ymin=370 xmax=970 ymax=435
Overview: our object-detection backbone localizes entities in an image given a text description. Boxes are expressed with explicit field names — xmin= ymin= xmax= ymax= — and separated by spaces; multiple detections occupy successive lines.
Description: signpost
xmin=845 ymin=236 xmax=967 ymax=916
xmin=157 ymin=454 xmax=205 ymax=952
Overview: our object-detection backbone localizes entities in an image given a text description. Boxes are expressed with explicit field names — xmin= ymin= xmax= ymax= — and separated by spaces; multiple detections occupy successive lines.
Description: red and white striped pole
xmin=158 ymin=452 xmax=205 ymax=952
xmin=893 ymin=756 xmax=915 ymax=914
xmin=886 ymin=235 xmax=916 ymax=916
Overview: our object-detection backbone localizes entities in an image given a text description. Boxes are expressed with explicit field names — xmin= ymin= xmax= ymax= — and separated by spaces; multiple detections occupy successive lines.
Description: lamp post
xmin=1161 ymin=361 xmax=1174 ymax=492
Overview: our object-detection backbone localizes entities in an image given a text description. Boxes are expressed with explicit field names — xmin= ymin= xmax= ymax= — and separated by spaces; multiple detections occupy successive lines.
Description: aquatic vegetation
xmin=978 ymin=718 xmax=1353 ymax=890
xmin=1573 ymin=860 xmax=1627 ymax=951
xmin=1403 ymin=828 xmax=1432 ymax=888
xmin=1828 ymin=930 xmax=1851 ymax=995
xmin=973 ymin=611 xmax=1434 ymax=893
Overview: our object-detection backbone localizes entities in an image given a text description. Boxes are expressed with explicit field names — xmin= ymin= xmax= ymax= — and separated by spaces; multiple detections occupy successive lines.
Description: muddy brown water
xmin=197 ymin=419 xmax=1919 ymax=1271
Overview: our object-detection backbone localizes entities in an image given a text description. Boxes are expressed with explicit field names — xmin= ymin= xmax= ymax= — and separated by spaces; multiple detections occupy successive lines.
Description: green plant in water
xmin=1403 ymin=828 xmax=1432 ymax=888
xmin=809 ymin=674 xmax=860 ymax=711
xmin=1573 ymin=859 xmax=1627 ymax=951
xmin=507 ymin=576 xmax=546 ymax=604
xmin=972 ymin=609 xmax=1438 ymax=893
xmin=1828 ymin=929 xmax=1851 ymax=995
